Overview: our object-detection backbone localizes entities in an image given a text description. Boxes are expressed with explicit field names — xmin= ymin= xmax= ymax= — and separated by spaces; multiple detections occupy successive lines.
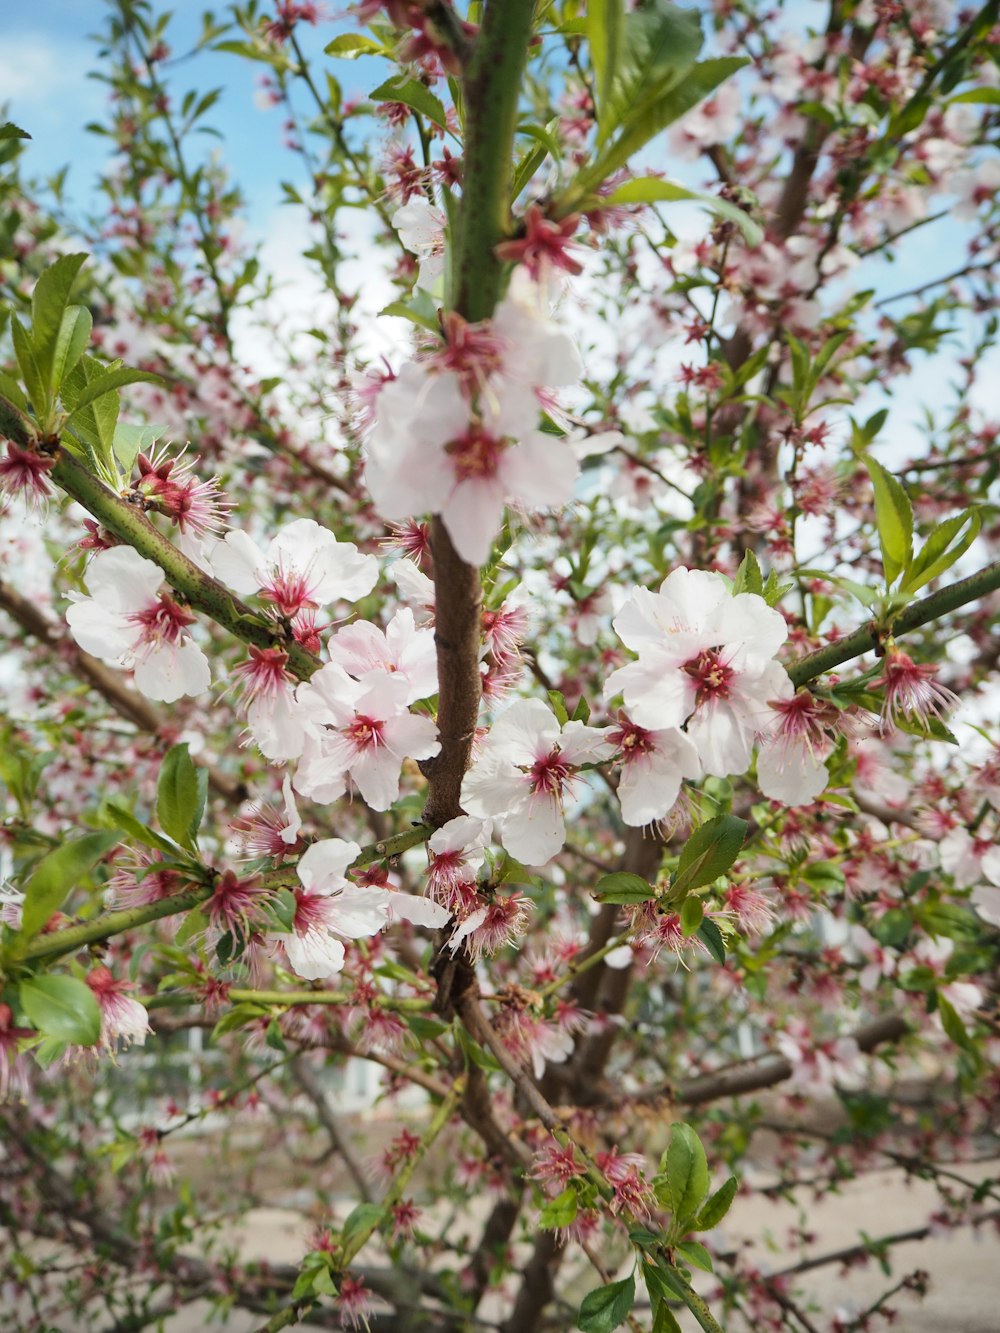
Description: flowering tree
xmin=2 ymin=0 xmax=1000 ymax=1330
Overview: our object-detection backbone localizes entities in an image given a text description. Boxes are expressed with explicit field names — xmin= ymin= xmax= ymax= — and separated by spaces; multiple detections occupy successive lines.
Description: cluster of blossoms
xmin=363 ymin=281 xmax=583 ymax=566
xmin=276 ymin=838 xmax=448 ymax=980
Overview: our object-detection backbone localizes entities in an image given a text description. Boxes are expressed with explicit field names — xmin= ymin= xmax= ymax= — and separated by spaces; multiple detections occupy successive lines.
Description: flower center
xmin=529 ymin=749 xmax=572 ymax=798
xmin=348 ymin=715 xmax=385 ymax=752
xmin=446 ymin=423 xmax=505 ymax=482
xmin=260 ymin=564 xmax=318 ymax=619
xmin=683 ymin=648 xmax=734 ymax=706
xmin=610 ymin=717 xmax=655 ymax=761
xmin=128 ymin=593 xmax=196 ymax=646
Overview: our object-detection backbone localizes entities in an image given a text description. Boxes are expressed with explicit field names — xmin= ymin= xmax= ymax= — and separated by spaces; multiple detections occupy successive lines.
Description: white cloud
xmin=0 ymin=35 xmax=101 ymax=128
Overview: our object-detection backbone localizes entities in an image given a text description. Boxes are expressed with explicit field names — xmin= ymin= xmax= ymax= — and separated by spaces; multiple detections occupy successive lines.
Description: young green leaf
xmin=695 ymin=1174 xmax=739 ymax=1230
xmin=864 ymin=456 xmax=913 ymax=587
xmin=594 ymin=871 xmax=656 ymax=904
xmin=672 ymin=814 xmax=747 ymax=895
xmin=674 ymin=1239 xmax=714 ymax=1272
xmin=588 ymin=0 xmax=625 ymax=117
xmin=369 ymin=76 xmax=448 ymax=129
xmin=899 ymin=508 xmax=981 ymax=594
xmin=602 ymin=176 xmax=762 ymax=246
xmin=661 ymin=1122 xmax=710 ymax=1226
xmin=157 ymin=744 xmax=208 ymax=851
xmin=696 ymin=917 xmax=727 ymax=964
xmin=578 ymin=1274 xmax=636 ymax=1333
xmin=20 ymin=974 xmax=102 ymax=1046
xmin=16 ymin=830 xmax=120 ymax=945
xmin=598 ymin=1 xmax=703 ymax=146
xmin=30 ymin=253 xmax=88 ymax=397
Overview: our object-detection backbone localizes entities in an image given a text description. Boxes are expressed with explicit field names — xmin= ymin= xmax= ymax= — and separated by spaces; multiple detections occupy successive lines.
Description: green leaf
xmin=324 ymin=33 xmax=386 ymax=58
xmin=603 ymin=176 xmax=763 ymax=246
xmin=900 ymin=508 xmax=981 ymax=594
xmin=674 ymin=1240 xmax=713 ymax=1272
xmin=113 ymin=421 xmax=163 ymax=475
xmin=578 ymin=1274 xmax=636 ymax=1332
xmin=864 ymin=456 xmax=913 ymax=588
xmin=572 ymin=695 xmax=592 ymax=724
xmin=588 ymin=58 xmax=746 ymax=187
xmin=588 ymin=0 xmax=625 ymax=116
xmin=547 ymin=689 xmax=570 ymax=726
xmin=61 ymin=356 xmax=124 ymax=471
xmin=672 ymin=815 xmax=747 ymax=895
xmin=594 ymin=872 xmax=656 ymax=904
xmin=369 ymin=76 xmax=448 ymax=129
xmin=948 ymin=87 xmax=1000 ymax=104
xmin=99 ymin=800 xmax=181 ymax=857
xmin=696 ymin=918 xmax=727 ymax=964
xmin=680 ymin=895 xmax=704 ymax=936
xmin=378 ymin=293 xmax=440 ymax=333
xmin=174 ymin=907 xmax=209 ymax=946
xmin=157 ymin=744 xmax=207 ymax=851
xmin=341 ymin=1201 xmax=383 ymax=1249
xmin=0 ymin=121 xmax=31 ymax=140
xmin=30 ymin=253 xmax=88 ymax=397
xmin=732 ymin=549 xmax=764 ymax=597
xmin=539 ymin=1186 xmax=579 ymax=1229
xmin=11 ymin=314 xmax=47 ymax=415
xmin=16 ymin=830 xmax=119 ymax=945
xmin=63 ymin=365 xmax=163 ymax=419
xmin=51 ymin=306 xmax=92 ymax=392
xmin=19 ymin=975 xmax=102 ymax=1046
xmin=936 ymin=992 xmax=975 ymax=1052
xmin=599 ymin=1 xmax=704 ymax=146
xmin=694 ymin=1174 xmax=738 ymax=1229
xmin=661 ymin=1122 xmax=709 ymax=1225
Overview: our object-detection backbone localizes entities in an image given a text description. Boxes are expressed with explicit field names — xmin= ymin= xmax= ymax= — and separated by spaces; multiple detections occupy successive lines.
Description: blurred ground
xmin=153 ymin=1154 xmax=999 ymax=1333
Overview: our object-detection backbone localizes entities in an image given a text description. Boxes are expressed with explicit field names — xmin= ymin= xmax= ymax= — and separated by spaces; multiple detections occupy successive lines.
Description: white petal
xmin=386 ymin=893 xmax=451 ymax=928
xmin=441 ymin=477 xmax=506 ymax=567
xmin=210 ymin=529 xmax=265 ymax=594
xmin=133 ymin=641 xmax=211 ymax=703
xmin=65 ymin=602 xmax=134 ymax=662
xmin=500 ymin=432 xmax=578 ymax=510
xmin=328 ymin=887 xmax=391 ymax=938
xmin=298 ymin=838 xmax=362 ymax=893
xmin=756 ymin=737 xmax=829 ymax=806
xmin=499 ymin=792 xmax=566 ymax=867
xmin=284 ymin=928 xmax=346 ymax=980
xmin=84 ymin=546 xmax=164 ymax=612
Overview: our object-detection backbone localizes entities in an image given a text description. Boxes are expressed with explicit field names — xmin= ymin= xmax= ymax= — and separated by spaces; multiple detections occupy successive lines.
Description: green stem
xmin=48 ymin=446 xmax=321 ymax=680
xmin=451 ymin=0 xmax=537 ymax=321
xmin=21 ymin=885 xmax=211 ymax=962
xmin=787 ymin=559 xmax=1000 ymax=687
xmin=20 ymin=826 xmax=433 ymax=964
xmin=225 ymin=989 xmax=431 ymax=1011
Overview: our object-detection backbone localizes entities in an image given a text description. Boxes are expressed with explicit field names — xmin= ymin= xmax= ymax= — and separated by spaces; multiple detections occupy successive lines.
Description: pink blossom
xmin=756 ymin=690 xmax=836 ymax=806
xmin=606 ymin=567 xmax=791 ymax=778
xmin=327 ymin=608 xmax=437 ymax=703
xmin=609 ymin=712 xmax=701 ymax=826
xmin=873 ymin=646 xmax=959 ymax=735
xmin=0 ymin=441 xmax=54 ymax=510
xmin=295 ymin=667 xmax=440 ymax=810
xmin=210 ymin=518 xmax=377 ymax=618
xmin=86 ymin=966 xmax=151 ymax=1051
xmin=426 ymin=815 xmax=492 ymax=907
xmin=461 ymin=698 xmax=614 ymax=865
xmin=66 ymin=546 xmax=211 ymax=702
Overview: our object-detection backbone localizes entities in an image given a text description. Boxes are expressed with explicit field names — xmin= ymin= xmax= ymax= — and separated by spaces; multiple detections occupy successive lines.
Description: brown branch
xmin=676 ymin=1013 xmax=912 ymax=1106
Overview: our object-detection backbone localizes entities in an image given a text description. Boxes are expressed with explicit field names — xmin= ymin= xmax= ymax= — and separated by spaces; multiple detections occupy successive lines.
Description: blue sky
xmin=4 ymin=2 xmax=996 ymax=462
